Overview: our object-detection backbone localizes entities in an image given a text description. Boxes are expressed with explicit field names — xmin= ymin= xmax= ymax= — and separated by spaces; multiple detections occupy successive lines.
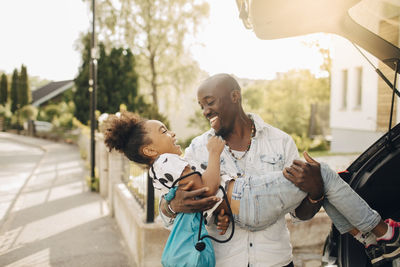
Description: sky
xmin=0 ymin=0 xmax=329 ymax=82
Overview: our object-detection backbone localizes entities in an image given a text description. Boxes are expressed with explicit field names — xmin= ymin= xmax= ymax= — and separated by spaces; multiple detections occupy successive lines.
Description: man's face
xmin=197 ymin=84 xmax=236 ymax=138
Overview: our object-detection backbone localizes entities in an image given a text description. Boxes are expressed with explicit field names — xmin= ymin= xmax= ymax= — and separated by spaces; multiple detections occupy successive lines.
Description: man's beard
xmin=215 ymin=122 xmax=234 ymax=139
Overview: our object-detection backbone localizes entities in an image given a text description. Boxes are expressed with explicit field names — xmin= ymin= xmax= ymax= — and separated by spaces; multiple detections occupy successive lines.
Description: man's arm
xmin=280 ymin=136 xmax=323 ymax=220
xmin=161 ymin=181 xmax=220 ymax=216
xmin=283 ymin=152 xmax=324 ymax=220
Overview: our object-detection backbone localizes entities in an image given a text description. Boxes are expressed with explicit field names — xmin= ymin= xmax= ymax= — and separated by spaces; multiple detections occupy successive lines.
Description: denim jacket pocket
xmin=259 ymin=153 xmax=284 ymax=171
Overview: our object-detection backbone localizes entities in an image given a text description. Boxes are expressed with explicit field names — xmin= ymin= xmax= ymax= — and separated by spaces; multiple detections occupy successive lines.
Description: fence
xmin=123 ymin=161 xmax=157 ymax=222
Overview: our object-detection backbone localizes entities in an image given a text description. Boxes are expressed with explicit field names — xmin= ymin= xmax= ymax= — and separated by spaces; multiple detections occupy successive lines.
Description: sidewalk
xmin=0 ymin=133 xmax=131 ymax=267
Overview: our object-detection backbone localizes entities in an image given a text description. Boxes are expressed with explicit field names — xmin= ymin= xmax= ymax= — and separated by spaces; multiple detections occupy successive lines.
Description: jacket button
xmin=250 ymin=243 xmax=253 ymax=247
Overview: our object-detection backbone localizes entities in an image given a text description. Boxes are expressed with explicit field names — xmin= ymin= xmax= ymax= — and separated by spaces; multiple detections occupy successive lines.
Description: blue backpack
xmin=161 ymin=212 xmax=215 ymax=267
xmin=153 ymin=169 xmax=235 ymax=267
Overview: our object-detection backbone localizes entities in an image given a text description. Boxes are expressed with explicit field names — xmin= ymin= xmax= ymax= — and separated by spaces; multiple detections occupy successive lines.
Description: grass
xmin=306 ymin=150 xmax=360 ymax=158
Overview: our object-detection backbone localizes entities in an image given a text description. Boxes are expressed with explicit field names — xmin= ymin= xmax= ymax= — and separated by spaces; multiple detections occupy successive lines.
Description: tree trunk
xmin=149 ymin=53 xmax=158 ymax=108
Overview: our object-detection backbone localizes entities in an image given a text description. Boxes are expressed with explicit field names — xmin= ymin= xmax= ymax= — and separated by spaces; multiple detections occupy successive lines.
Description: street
xmin=0 ymin=133 xmax=131 ymax=267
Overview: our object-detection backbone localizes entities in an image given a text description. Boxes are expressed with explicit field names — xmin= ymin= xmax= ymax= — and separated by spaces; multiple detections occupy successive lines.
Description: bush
xmin=20 ymin=105 xmax=38 ymax=121
xmin=291 ymin=134 xmax=312 ymax=152
xmin=291 ymin=134 xmax=329 ymax=152
xmin=309 ymin=136 xmax=330 ymax=151
xmin=59 ymin=112 xmax=74 ymax=129
xmin=0 ymin=104 xmax=12 ymax=118
xmin=41 ymin=104 xmax=61 ymax=122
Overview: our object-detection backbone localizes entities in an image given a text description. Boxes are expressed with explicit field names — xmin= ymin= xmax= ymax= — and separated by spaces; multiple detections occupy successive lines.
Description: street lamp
xmin=17 ymin=104 xmax=20 ymax=134
xmin=89 ymin=0 xmax=97 ymax=190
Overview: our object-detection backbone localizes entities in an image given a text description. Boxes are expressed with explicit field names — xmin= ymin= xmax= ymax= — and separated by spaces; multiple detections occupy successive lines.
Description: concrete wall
xmin=288 ymin=211 xmax=332 ymax=267
xmin=97 ymin=138 xmax=109 ymax=198
xmin=113 ymin=183 xmax=169 ymax=267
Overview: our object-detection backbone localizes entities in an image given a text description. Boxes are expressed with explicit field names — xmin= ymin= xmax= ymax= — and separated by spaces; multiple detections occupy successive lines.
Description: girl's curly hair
xmin=104 ymin=111 xmax=152 ymax=165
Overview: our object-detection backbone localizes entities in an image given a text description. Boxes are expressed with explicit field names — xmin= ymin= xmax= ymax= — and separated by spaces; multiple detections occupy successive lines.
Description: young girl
xmin=103 ymin=111 xmax=229 ymax=216
xmin=104 ymin=111 xmax=400 ymax=266
xmin=104 ymin=111 xmax=234 ymax=267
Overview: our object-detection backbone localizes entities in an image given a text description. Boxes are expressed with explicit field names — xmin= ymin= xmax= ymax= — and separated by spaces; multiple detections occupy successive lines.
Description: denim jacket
xmin=161 ymin=113 xmax=299 ymax=267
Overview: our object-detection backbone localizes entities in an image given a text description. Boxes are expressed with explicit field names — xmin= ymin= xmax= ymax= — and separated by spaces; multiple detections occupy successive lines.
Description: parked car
xmin=23 ymin=120 xmax=53 ymax=133
xmin=234 ymin=0 xmax=400 ymax=266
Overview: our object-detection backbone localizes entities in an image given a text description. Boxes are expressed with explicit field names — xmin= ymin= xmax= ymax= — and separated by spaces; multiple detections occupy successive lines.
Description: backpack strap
xmin=196 ymin=185 xmax=235 ymax=250
xmin=151 ymin=166 xmax=235 ymax=249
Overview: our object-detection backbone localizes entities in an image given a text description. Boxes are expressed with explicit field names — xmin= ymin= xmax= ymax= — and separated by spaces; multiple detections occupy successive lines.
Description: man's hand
xmin=216 ymin=209 xmax=230 ymax=235
xmin=169 ymin=181 xmax=220 ymax=213
xmin=283 ymin=151 xmax=324 ymax=200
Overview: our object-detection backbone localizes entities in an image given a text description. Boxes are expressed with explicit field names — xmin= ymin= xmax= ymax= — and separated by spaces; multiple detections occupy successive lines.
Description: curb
xmin=0 ymin=132 xmax=48 ymax=152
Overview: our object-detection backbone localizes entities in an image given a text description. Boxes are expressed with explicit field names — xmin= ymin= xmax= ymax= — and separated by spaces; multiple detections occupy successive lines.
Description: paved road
xmin=0 ymin=133 xmax=131 ymax=267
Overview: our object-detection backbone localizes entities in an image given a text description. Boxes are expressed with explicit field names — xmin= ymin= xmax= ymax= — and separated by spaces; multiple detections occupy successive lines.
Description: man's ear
xmin=231 ymin=90 xmax=241 ymax=104
xmin=142 ymin=145 xmax=158 ymax=158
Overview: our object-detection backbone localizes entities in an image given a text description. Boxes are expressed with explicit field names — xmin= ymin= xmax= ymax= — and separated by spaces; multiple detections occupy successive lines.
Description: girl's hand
xmin=216 ymin=208 xmax=230 ymax=235
xmin=207 ymin=136 xmax=225 ymax=155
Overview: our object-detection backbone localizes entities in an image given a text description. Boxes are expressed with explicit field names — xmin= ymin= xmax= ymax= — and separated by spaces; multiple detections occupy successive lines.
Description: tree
xmin=29 ymin=76 xmax=50 ymax=91
xmin=0 ymin=73 xmax=7 ymax=105
xmin=97 ymin=44 xmax=139 ymax=114
xmin=18 ymin=65 xmax=30 ymax=106
xmin=243 ymin=69 xmax=330 ymax=137
xmin=91 ymin=0 xmax=209 ymax=108
xmin=74 ymin=35 xmax=91 ymax=124
xmin=19 ymin=105 xmax=38 ymax=121
xmin=74 ymin=35 xmax=142 ymax=124
xmin=10 ymin=69 xmax=19 ymax=113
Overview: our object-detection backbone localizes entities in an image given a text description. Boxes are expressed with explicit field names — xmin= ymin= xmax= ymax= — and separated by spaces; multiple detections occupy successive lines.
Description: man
xmin=160 ymin=73 xmax=324 ymax=266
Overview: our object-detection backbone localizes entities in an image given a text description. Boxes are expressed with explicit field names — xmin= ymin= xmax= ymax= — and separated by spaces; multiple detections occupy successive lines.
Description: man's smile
xmin=209 ymin=116 xmax=220 ymax=129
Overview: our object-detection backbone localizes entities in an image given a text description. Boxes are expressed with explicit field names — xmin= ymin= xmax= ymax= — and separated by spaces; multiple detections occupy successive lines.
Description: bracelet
xmin=163 ymin=196 xmax=177 ymax=218
xmin=167 ymin=203 xmax=177 ymax=216
xmin=307 ymin=194 xmax=324 ymax=204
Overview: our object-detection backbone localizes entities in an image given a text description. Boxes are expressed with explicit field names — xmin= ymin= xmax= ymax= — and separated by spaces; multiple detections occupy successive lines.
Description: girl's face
xmin=143 ymin=120 xmax=182 ymax=158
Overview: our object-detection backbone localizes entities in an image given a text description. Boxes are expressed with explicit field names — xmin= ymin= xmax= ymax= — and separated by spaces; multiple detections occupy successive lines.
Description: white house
xmin=330 ymin=35 xmax=399 ymax=153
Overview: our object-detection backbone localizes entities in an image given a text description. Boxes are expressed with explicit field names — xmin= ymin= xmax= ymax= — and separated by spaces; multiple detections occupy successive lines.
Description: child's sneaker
xmin=377 ymin=219 xmax=400 ymax=262
xmin=365 ymin=244 xmax=385 ymax=266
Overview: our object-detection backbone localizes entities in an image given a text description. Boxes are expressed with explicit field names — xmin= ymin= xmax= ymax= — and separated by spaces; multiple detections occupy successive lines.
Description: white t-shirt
xmin=150 ymin=153 xmax=189 ymax=190
xmin=150 ymin=153 xmax=231 ymax=221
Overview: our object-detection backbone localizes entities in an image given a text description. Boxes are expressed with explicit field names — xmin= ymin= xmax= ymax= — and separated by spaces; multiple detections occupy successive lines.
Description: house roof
xmin=32 ymin=80 xmax=74 ymax=107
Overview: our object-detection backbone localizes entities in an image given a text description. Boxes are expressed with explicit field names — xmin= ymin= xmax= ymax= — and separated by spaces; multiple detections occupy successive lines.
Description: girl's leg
xmin=320 ymin=164 xmax=400 ymax=265
xmin=231 ymin=171 xmax=306 ymax=230
xmin=323 ymin=202 xmax=378 ymax=246
xmin=323 ymin=199 xmax=354 ymax=234
xmin=319 ymin=162 xmax=381 ymax=233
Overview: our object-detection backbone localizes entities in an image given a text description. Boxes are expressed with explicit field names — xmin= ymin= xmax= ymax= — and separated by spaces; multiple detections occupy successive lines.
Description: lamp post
xmin=16 ymin=104 xmax=20 ymax=134
xmin=89 ymin=0 xmax=97 ymax=189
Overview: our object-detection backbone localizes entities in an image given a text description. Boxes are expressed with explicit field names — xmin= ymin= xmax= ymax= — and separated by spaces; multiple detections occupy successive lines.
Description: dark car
xmin=234 ymin=0 xmax=400 ymax=266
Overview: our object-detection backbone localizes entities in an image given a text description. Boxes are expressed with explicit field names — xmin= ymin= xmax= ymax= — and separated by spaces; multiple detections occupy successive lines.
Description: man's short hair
xmin=204 ymin=73 xmax=241 ymax=93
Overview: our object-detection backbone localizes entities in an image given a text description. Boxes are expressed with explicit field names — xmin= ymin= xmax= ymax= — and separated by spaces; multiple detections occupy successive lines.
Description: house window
xmin=355 ymin=67 xmax=363 ymax=108
xmin=341 ymin=69 xmax=348 ymax=109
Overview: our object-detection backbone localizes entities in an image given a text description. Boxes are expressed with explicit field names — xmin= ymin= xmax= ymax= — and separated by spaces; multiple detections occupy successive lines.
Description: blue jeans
xmin=231 ymin=163 xmax=381 ymax=234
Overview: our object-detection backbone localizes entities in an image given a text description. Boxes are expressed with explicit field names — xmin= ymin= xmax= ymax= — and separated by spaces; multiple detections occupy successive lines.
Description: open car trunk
xmin=323 ymin=122 xmax=400 ymax=267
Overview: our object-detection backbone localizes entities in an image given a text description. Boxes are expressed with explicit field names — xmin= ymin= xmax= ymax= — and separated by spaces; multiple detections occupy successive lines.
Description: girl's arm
xmin=178 ymin=136 xmax=225 ymax=197
xmin=161 ymin=136 xmax=226 ymax=218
